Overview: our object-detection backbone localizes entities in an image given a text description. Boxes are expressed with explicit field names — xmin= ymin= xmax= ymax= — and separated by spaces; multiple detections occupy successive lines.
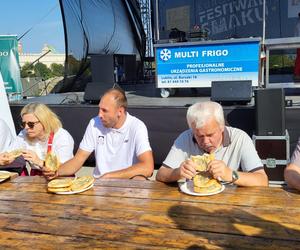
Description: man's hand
xmin=177 ymin=159 xmax=197 ymax=180
xmin=100 ymin=172 xmax=111 ymax=179
xmin=42 ymin=168 xmax=58 ymax=180
xmin=207 ymin=160 xmax=232 ymax=182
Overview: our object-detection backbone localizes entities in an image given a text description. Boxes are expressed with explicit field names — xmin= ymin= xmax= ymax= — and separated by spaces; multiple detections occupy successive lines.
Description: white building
xmin=19 ymin=44 xmax=65 ymax=68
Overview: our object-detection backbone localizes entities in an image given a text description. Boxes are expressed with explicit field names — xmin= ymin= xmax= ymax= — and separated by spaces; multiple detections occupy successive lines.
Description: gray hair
xmin=186 ymin=101 xmax=225 ymax=129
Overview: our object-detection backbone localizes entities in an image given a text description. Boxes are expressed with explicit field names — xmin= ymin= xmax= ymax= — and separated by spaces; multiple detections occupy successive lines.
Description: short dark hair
xmin=103 ymin=87 xmax=128 ymax=111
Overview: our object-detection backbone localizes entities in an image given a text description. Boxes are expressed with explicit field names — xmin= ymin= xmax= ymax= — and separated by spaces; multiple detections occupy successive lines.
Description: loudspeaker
xmin=90 ymin=55 xmax=115 ymax=83
xmin=255 ymin=88 xmax=285 ymax=136
xmin=211 ymin=80 xmax=252 ymax=105
xmin=83 ymin=82 xmax=114 ymax=104
xmin=90 ymin=54 xmax=137 ymax=83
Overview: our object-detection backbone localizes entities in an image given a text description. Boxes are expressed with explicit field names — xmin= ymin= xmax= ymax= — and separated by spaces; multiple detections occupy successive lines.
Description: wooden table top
xmin=0 ymin=177 xmax=300 ymax=249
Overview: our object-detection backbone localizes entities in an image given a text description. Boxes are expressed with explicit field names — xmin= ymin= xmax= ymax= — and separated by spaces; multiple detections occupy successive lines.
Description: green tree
xmin=34 ymin=62 xmax=52 ymax=79
xmin=50 ymin=63 xmax=64 ymax=76
xmin=21 ymin=62 xmax=35 ymax=78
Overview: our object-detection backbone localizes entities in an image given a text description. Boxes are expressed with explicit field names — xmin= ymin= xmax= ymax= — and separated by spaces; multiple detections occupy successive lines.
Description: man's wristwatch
xmin=231 ymin=170 xmax=239 ymax=183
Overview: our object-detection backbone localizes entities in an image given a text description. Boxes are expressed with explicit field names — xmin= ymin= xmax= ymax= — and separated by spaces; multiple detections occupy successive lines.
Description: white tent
xmin=0 ymin=71 xmax=16 ymax=136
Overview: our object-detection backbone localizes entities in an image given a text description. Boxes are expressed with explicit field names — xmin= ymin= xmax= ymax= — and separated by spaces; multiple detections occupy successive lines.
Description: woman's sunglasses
xmin=20 ymin=121 xmax=40 ymax=129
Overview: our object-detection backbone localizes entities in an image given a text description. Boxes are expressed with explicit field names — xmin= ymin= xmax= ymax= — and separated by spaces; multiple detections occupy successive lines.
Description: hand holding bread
xmin=190 ymin=153 xmax=222 ymax=194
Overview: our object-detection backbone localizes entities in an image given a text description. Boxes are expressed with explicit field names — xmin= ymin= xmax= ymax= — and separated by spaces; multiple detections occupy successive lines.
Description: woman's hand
xmin=0 ymin=153 xmax=14 ymax=165
xmin=22 ymin=150 xmax=44 ymax=168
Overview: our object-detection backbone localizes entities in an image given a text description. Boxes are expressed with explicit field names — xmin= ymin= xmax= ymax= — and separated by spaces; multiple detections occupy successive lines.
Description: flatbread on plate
xmin=190 ymin=154 xmax=222 ymax=194
xmin=0 ymin=171 xmax=11 ymax=179
xmin=71 ymin=176 xmax=94 ymax=191
xmin=47 ymin=176 xmax=94 ymax=193
xmin=48 ymin=186 xmax=72 ymax=193
xmin=193 ymin=177 xmax=222 ymax=194
xmin=48 ymin=178 xmax=73 ymax=188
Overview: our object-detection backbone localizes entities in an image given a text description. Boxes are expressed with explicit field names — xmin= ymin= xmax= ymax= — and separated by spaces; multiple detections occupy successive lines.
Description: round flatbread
xmin=48 ymin=178 xmax=73 ymax=188
xmin=48 ymin=186 xmax=72 ymax=193
xmin=193 ymin=178 xmax=222 ymax=194
xmin=44 ymin=152 xmax=60 ymax=171
xmin=7 ymin=149 xmax=23 ymax=159
xmin=190 ymin=153 xmax=214 ymax=171
xmin=0 ymin=171 xmax=11 ymax=179
xmin=70 ymin=176 xmax=94 ymax=191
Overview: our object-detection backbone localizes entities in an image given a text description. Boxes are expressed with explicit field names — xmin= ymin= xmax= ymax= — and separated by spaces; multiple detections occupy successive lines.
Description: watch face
xmin=232 ymin=170 xmax=239 ymax=181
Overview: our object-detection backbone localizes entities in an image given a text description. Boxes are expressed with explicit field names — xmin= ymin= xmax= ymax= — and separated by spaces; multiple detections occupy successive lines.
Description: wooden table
xmin=0 ymin=177 xmax=300 ymax=249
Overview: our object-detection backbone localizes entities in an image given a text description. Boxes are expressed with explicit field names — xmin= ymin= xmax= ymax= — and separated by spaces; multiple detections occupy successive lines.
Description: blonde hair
xmin=21 ymin=103 xmax=62 ymax=136
xmin=186 ymin=101 xmax=225 ymax=129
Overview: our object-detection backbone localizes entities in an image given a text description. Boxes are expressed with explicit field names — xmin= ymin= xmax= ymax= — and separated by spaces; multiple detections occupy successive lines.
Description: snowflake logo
xmin=160 ymin=49 xmax=171 ymax=61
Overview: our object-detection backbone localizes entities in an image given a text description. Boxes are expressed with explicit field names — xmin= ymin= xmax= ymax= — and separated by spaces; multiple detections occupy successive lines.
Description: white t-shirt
xmin=79 ymin=113 xmax=152 ymax=178
xmin=0 ymin=119 xmax=14 ymax=153
xmin=13 ymin=127 xmax=74 ymax=169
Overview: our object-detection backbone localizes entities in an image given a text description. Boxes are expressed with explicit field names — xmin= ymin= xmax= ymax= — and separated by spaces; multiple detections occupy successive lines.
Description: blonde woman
xmin=14 ymin=103 xmax=74 ymax=175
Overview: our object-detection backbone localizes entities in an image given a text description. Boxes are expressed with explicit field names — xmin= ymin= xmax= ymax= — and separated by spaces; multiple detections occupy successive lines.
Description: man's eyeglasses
xmin=21 ymin=121 xmax=40 ymax=129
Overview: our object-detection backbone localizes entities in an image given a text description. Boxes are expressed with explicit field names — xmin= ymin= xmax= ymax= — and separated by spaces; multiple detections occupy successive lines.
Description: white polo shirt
xmin=163 ymin=126 xmax=263 ymax=172
xmin=79 ymin=113 xmax=152 ymax=178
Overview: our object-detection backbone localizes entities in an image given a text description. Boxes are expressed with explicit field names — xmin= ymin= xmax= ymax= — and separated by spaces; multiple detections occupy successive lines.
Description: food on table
xmin=44 ymin=152 xmax=60 ymax=171
xmin=47 ymin=176 xmax=94 ymax=193
xmin=190 ymin=153 xmax=222 ymax=193
xmin=47 ymin=178 xmax=74 ymax=192
xmin=0 ymin=171 xmax=11 ymax=179
xmin=70 ymin=176 xmax=95 ymax=191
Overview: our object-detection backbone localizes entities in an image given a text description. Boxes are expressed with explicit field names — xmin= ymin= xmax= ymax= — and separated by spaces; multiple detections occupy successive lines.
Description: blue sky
xmin=0 ymin=0 xmax=64 ymax=53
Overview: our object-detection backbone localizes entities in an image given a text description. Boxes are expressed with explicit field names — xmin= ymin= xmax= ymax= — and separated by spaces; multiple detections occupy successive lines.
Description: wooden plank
xmin=8 ymin=177 xmax=300 ymax=202
xmin=0 ymin=213 xmax=297 ymax=250
xmin=0 ymin=195 xmax=299 ymax=243
xmin=0 ymin=182 xmax=299 ymax=211
xmin=0 ymin=229 xmax=167 ymax=249
xmin=0 ymin=178 xmax=300 ymax=248
xmin=0 ymin=195 xmax=299 ymax=226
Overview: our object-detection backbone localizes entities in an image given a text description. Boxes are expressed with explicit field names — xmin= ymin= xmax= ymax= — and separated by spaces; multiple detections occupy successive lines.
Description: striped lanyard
xmin=47 ymin=132 xmax=54 ymax=153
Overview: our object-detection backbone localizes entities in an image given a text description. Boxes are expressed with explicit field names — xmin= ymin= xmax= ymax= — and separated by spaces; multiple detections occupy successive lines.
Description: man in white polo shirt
xmin=156 ymin=101 xmax=268 ymax=186
xmin=44 ymin=88 xmax=154 ymax=179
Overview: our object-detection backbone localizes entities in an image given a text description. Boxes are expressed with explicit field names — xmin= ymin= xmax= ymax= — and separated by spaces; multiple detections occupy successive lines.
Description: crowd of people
xmin=1 ymin=87 xmax=300 ymax=190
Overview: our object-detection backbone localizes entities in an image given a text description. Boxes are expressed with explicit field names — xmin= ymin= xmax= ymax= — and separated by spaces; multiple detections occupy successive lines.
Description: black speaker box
xmin=83 ymin=82 xmax=114 ymax=104
xmin=211 ymin=80 xmax=252 ymax=105
xmin=90 ymin=54 xmax=137 ymax=83
xmin=90 ymin=55 xmax=115 ymax=83
xmin=255 ymin=88 xmax=285 ymax=136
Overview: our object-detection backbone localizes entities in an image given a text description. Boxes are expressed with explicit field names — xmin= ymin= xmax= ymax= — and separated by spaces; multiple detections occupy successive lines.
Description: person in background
xmin=156 ymin=101 xmax=268 ymax=186
xmin=284 ymin=138 xmax=300 ymax=190
xmin=12 ymin=102 xmax=74 ymax=175
xmin=43 ymin=87 xmax=154 ymax=180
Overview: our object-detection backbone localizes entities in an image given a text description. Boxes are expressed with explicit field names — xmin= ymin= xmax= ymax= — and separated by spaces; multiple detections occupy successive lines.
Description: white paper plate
xmin=53 ymin=184 xmax=94 ymax=195
xmin=179 ymin=180 xmax=225 ymax=196
xmin=0 ymin=171 xmax=11 ymax=183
